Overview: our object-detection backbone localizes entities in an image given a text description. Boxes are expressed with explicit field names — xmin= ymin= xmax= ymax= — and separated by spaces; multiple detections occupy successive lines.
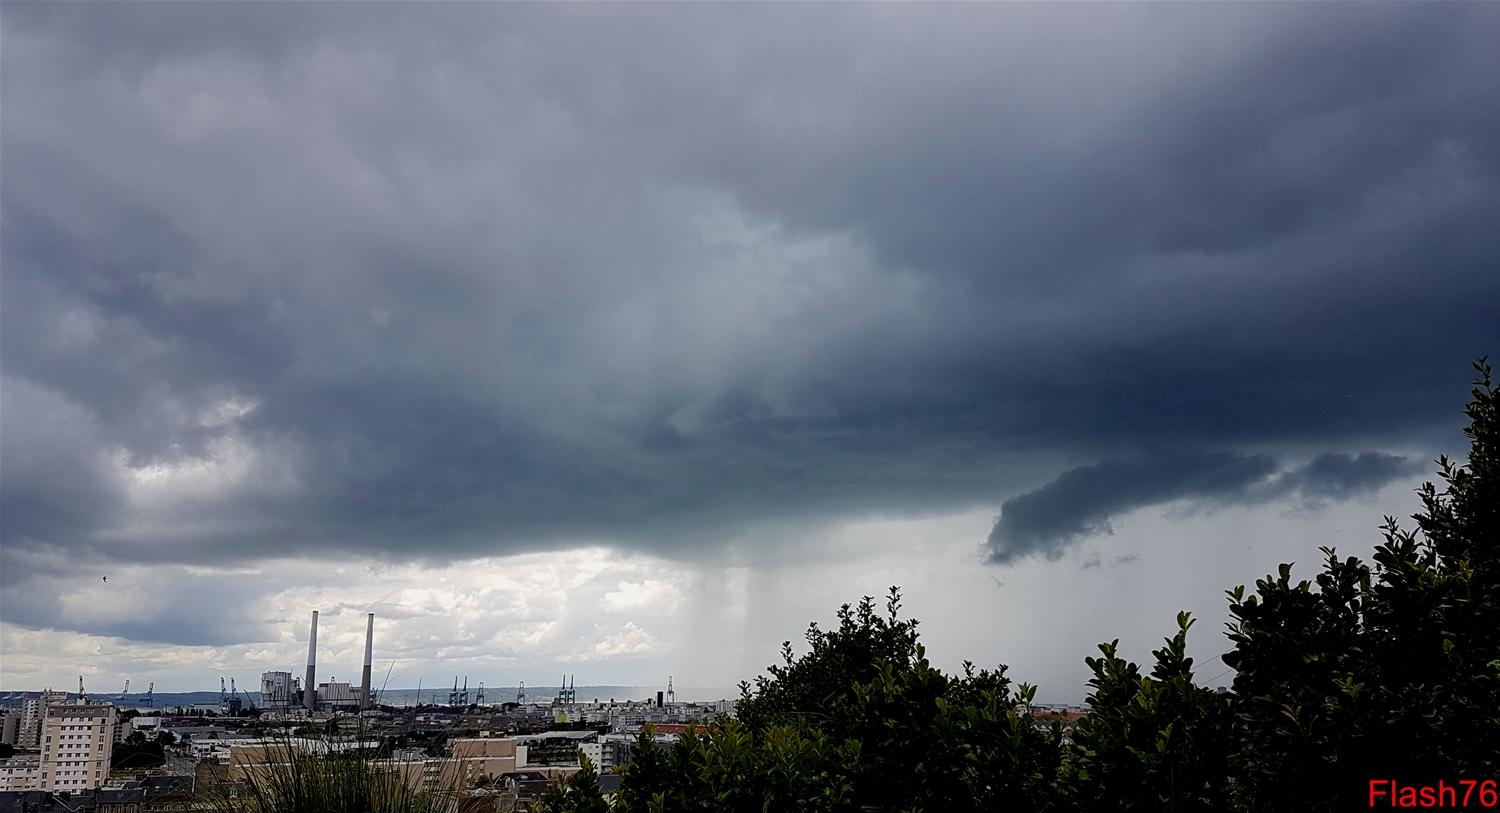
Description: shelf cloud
xmin=986 ymin=451 xmax=1422 ymax=564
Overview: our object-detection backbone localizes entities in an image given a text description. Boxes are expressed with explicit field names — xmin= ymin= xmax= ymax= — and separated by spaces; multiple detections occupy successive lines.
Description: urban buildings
xmin=0 ymin=711 xmax=19 ymax=747
xmin=16 ymin=691 xmax=68 ymax=750
xmin=37 ymin=703 xmax=117 ymax=792
xmin=0 ymin=756 xmax=39 ymax=791
xmin=0 ymin=607 xmax=729 ymax=808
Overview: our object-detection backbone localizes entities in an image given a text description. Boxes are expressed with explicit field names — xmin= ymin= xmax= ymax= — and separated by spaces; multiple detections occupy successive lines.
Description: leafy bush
xmin=539 ymin=753 xmax=610 ymax=813
xmin=1062 ymin=614 xmax=1232 ymax=810
xmin=606 ymin=589 xmax=1059 ymax=812
xmin=1223 ymin=360 xmax=1500 ymax=810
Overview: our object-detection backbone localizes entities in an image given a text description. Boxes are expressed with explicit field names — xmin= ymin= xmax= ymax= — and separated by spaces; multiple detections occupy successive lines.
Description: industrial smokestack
xmin=360 ymin=613 xmax=374 ymax=710
xmin=304 ymin=610 xmax=319 ymax=711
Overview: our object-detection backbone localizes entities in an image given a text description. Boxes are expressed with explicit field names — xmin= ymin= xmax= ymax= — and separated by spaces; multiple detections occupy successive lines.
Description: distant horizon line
xmin=0 ymin=684 xmax=742 ymax=695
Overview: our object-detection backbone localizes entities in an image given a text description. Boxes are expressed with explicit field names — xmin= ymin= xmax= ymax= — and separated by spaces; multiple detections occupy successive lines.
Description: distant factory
xmin=260 ymin=610 xmax=376 ymax=714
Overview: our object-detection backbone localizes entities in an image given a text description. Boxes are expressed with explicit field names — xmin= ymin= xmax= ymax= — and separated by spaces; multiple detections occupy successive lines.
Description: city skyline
xmin=3 ymin=4 xmax=1499 ymax=702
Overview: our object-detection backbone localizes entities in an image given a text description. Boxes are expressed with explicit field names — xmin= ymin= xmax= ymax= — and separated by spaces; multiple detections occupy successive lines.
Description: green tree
xmin=538 ymin=753 xmax=610 ymax=813
xmin=618 ymin=587 xmax=1058 ymax=812
xmin=735 ymin=587 xmax=919 ymax=733
xmin=614 ymin=730 xmax=673 ymax=811
xmin=836 ymin=650 xmax=1060 ymax=811
xmin=614 ymin=720 xmax=857 ymax=813
xmin=1224 ymin=359 xmax=1500 ymax=810
xmin=1064 ymin=613 xmax=1232 ymax=811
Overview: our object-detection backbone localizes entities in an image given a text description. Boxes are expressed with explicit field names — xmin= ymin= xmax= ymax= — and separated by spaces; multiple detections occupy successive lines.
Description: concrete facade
xmin=37 ymin=703 xmax=117 ymax=792
xmin=0 ymin=712 xmax=20 ymax=747
xmin=18 ymin=692 xmax=70 ymax=750
xmin=0 ymin=757 xmax=40 ymax=790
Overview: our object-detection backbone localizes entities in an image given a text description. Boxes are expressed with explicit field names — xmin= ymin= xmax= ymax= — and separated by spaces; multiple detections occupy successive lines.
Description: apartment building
xmin=0 ymin=756 xmax=40 ymax=790
xmin=18 ymin=691 xmax=70 ymax=749
xmin=37 ymin=703 xmax=117 ymax=792
xmin=0 ymin=710 xmax=20 ymax=746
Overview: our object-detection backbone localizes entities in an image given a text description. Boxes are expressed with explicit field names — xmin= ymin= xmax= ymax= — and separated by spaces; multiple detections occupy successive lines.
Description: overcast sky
xmin=2 ymin=3 xmax=1497 ymax=701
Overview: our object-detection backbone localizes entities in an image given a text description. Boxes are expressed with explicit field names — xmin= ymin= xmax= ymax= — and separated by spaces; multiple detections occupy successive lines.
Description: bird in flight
xmin=102 ymin=576 xmax=108 ymax=583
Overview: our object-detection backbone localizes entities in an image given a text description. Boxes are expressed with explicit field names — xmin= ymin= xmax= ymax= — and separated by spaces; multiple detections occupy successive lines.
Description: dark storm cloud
xmin=2 ymin=2 xmax=1498 ymax=616
xmin=987 ymin=452 xmax=1278 ymax=564
xmin=985 ymin=452 xmax=1423 ymax=564
xmin=0 ymin=568 xmax=273 ymax=647
xmin=1267 ymin=452 xmax=1423 ymax=503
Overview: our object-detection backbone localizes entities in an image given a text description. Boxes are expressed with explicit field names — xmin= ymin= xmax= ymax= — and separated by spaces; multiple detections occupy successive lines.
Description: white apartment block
xmin=37 ymin=703 xmax=117 ymax=792
xmin=0 ymin=756 xmax=40 ymax=790
xmin=18 ymin=691 xmax=70 ymax=749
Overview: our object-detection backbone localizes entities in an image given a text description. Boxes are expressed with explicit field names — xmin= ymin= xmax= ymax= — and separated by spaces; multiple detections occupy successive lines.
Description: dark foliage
xmin=1223 ymin=359 xmax=1500 ymax=810
xmin=1063 ymin=613 xmax=1233 ymax=810
xmin=604 ymin=588 xmax=1059 ymax=811
xmin=539 ymin=753 xmax=610 ymax=813
xmin=735 ymin=588 xmax=920 ymax=734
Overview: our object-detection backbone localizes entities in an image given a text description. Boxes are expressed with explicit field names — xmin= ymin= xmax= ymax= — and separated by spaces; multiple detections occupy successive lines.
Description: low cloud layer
xmin=986 ymin=452 xmax=1422 ymax=563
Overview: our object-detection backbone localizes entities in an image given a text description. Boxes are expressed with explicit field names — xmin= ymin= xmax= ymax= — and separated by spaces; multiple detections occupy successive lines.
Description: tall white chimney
xmin=304 ymin=610 xmax=319 ymax=711
xmin=360 ymin=613 xmax=374 ymax=709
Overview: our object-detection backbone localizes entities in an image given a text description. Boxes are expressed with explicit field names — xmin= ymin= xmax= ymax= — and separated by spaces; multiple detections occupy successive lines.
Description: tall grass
xmin=209 ymin=731 xmax=460 ymax=813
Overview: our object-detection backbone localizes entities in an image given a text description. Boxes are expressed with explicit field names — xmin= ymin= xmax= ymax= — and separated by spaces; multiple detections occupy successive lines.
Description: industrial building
xmin=258 ymin=671 xmax=298 ymax=712
xmin=268 ymin=610 xmax=379 ymax=715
